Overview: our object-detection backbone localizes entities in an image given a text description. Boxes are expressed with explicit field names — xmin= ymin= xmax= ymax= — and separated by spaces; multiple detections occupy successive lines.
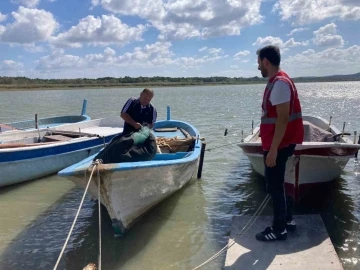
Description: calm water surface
xmin=0 ymin=82 xmax=359 ymax=269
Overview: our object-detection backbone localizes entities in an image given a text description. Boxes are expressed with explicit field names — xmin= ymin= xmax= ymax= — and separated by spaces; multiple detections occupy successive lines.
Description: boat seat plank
xmin=43 ymin=135 xmax=73 ymax=142
xmin=0 ymin=124 xmax=18 ymax=132
xmin=154 ymin=130 xmax=185 ymax=139
xmin=154 ymin=127 xmax=178 ymax=132
xmin=47 ymin=129 xmax=98 ymax=137
xmin=153 ymin=152 xmax=191 ymax=160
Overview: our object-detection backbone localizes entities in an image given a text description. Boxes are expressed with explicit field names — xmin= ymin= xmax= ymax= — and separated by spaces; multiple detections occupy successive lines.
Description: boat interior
xmin=152 ymin=126 xmax=198 ymax=160
xmin=250 ymin=117 xmax=350 ymax=144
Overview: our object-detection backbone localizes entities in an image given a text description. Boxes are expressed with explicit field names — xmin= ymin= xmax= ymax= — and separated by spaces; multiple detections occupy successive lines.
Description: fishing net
xmin=132 ymin=127 xmax=151 ymax=145
xmin=93 ymin=128 xmax=157 ymax=164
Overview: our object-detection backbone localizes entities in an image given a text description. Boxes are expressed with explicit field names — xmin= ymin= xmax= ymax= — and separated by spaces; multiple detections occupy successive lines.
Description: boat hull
xmin=0 ymin=116 xmax=124 ymax=187
xmin=58 ymin=116 xmax=202 ymax=235
xmin=244 ymin=152 xmax=351 ymax=202
xmin=0 ymin=145 xmax=104 ymax=187
xmin=238 ymin=115 xmax=360 ymax=203
xmin=69 ymin=159 xmax=198 ymax=235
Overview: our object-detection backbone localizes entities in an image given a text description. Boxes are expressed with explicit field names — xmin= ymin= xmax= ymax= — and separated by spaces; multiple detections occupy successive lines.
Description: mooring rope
xmin=53 ymin=159 xmax=102 ymax=270
xmin=191 ymin=194 xmax=271 ymax=270
xmin=97 ymin=164 xmax=102 ymax=270
xmin=191 ymin=153 xmax=300 ymax=269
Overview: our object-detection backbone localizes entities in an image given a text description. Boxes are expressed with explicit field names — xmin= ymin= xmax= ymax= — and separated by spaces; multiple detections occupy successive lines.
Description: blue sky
xmin=0 ymin=0 xmax=359 ymax=79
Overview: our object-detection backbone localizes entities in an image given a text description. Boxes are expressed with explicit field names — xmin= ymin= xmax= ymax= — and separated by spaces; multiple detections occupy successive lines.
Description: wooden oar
xmin=0 ymin=142 xmax=56 ymax=149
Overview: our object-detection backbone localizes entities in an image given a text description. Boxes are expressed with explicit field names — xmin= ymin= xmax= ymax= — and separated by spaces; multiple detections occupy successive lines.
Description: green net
xmin=132 ymin=126 xmax=151 ymax=145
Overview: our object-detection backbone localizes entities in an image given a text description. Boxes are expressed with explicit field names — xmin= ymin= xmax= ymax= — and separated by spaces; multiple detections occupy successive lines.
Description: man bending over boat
xmin=255 ymin=45 xmax=304 ymax=242
xmin=120 ymin=88 xmax=157 ymax=135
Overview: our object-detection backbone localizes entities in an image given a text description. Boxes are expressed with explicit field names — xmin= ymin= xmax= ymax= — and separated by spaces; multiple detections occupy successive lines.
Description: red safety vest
xmin=260 ymin=71 xmax=304 ymax=151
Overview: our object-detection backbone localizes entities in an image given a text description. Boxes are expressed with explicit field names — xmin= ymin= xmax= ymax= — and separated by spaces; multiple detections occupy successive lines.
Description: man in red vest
xmin=255 ymin=45 xmax=304 ymax=241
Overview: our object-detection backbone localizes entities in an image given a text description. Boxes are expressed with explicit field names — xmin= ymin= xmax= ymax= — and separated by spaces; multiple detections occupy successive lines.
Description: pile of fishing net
xmin=93 ymin=127 xmax=157 ymax=164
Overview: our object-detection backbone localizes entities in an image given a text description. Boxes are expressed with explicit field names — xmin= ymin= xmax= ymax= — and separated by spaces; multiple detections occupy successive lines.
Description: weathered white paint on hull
xmin=70 ymin=159 xmax=199 ymax=235
xmin=246 ymin=153 xmax=350 ymax=185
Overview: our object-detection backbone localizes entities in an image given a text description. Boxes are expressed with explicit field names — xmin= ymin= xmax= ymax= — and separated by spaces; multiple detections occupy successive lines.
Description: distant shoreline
xmin=1 ymin=79 xmax=360 ymax=91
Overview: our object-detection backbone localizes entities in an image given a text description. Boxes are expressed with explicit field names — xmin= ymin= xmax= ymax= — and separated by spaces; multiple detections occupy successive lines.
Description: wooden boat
xmin=0 ymin=99 xmax=90 ymax=133
xmin=0 ymin=117 xmax=123 ymax=187
xmin=57 ymin=107 xmax=202 ymax=235
xmin=238 ymin=115 xmax=360 ymax=203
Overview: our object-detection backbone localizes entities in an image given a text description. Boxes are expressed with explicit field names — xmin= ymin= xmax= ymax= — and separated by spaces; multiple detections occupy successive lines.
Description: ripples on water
xmin=0 ymin=82 xmax=359 ymax=269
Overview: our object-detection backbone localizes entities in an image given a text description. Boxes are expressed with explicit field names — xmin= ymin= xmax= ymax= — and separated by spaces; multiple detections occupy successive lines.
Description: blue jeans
xmin=264 ymin=144 xmax=296 ymax=230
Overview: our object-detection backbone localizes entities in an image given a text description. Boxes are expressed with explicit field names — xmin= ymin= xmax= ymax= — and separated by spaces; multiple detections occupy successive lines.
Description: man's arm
xmin=120 ymin=112 xmax=141 ymax=129
xmin=269 ymin=102 xmax=290 ymax=152
xmin=149 ymin=107 xmax=157 ymax=129
xmin=120 ymin=98 xmax=141 ymax=129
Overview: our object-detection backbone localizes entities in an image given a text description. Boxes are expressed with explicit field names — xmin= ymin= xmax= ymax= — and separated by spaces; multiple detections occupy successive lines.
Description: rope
xmin=191 ymin=194 xmax=270 ymax=270
xmin=53 ymin=160 xmax=100 ymax=270
xmin=191 ymin=154 xmax=299 ymax=269
xmin=97 ymin=164 xmax=102 ymax=270
xmin=205 ymin=141 xmax=243 ymax=152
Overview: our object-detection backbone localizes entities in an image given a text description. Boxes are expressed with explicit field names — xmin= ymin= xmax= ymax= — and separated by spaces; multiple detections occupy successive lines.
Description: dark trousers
xmin=264 ymin=144 xmax=296 ymax=231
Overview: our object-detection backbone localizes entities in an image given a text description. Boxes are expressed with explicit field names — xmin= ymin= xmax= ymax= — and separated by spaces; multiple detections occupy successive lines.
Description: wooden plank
xmin=43 ymin=135 xmax=73 ymax=142
xmin=0 ymin=142 xmax=55 ymax=149
xmin=154 ymin=127 xmax=178 ymax=132
xmin=224 ymin=215 xmax=343 ymax=270
xmin=47 ymin=129 xmax=98 ymax=137
xmin=179 ymin=128 xmax=191 ymax=138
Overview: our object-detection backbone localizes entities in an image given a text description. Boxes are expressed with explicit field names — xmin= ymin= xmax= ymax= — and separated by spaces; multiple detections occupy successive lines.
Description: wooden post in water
xmin=356 ymin=132 xmax=360 ymax=159
xmin=197 ymin=141 xmax=206 ymax=179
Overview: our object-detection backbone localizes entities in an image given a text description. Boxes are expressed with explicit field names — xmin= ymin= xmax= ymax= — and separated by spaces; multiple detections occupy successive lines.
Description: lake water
xmin=0 ymin=82 xmax=359 ymax=269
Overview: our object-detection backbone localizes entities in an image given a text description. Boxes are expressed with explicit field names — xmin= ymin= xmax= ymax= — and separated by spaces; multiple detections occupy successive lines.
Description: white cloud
xmin=0 ymin=7 xmax=58 ymax=44
xmin=93 ymin=0 xmax=166 ymax=21
xmin=253 ymin=36 xmax=284 ymax=47
xmin=274 ymin=0 xmax=360 ymax=25
xmin=234 ymin=50 xmax=250 ymax=59
xmin=24 ymin=44 xmax=45 ymax=53
xmin=253 ymin=36 xmax=308 ymax=48
xmin=199 ymin=46 xmax=207 ymax=52
xmin=36 ymin=49 xmax=84 ymax=70
xmin=287 ymin=27 xmax=308 ymax=36
xmin=199 ymin=47 xmax=224 ymax=55
xmin=313 ymin=23 xmax=344 ymax=47
xmin=35 ymin=41 xmax=229 ymax=74
xmin=208 ymin=48 xmax=223 ymax=55
xmin=0 ymin=60 xmax=24 ymax=70
xmin=51 ymin=15 xmax=147 ymax=48
xmin=95 ymin=0 xmax=263 ymax=40
xmin=283 ymin=46 xmax=360 ymax=76
xmin=12 ymin=0 xmax=41 ymax=8
xmin=0 ymin=13 xmax=8 ymax=22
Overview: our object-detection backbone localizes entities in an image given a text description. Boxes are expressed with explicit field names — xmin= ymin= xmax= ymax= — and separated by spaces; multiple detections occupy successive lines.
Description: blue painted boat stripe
xmin=0 ymin=134 xmax=117 ymax=163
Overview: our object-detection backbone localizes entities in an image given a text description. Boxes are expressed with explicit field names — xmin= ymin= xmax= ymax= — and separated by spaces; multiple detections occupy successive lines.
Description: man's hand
xmin=133 ymin=122 xmax=142 ymax=130
xmin=266 ymin=149 xmax=277 ymax=167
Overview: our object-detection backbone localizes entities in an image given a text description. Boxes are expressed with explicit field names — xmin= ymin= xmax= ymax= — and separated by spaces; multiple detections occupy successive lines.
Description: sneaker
xmin=286 ymin=220 xmax=297 ymax=232
xmin=255 ymin=227 xmax=287 ymax=241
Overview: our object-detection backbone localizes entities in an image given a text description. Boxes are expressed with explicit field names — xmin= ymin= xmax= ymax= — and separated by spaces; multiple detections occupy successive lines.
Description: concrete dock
xmin=224 ymin=214 xmax=343 ymax=270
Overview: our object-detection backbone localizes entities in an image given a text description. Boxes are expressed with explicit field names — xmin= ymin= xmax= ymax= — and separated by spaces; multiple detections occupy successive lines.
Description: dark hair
xmin=256 ymin=45 xmax=281 ymax=66
xmin=142 ymin=88 xmax=154 ymax=96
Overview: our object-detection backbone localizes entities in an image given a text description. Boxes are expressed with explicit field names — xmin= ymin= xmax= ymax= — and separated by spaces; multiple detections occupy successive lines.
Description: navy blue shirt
xmin=121 ymin=97 xmax=157 ymax=134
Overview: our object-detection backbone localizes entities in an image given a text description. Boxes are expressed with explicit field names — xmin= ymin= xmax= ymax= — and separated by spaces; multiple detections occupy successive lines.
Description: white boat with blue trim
xmin=0 ymin=99 xmax=91 ymax=133
xmin=57 ymin=108 xmax=202 ymax=235
xmin=0 ymin=117 xmax=123 ymax=188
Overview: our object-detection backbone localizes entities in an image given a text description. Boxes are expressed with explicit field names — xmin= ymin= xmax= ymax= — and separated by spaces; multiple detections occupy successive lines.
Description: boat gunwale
xmin=238 ymin=115 xmax=359 ymax=150
xmin=58 ymin=119 xmax=202 ymax=175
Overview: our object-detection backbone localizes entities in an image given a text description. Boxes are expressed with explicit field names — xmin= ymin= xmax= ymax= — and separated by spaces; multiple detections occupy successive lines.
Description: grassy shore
xmin=0 ymin=77 xmax=359 ymax=91
xmin=0 ymin=81 xmax=266 ymax=91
